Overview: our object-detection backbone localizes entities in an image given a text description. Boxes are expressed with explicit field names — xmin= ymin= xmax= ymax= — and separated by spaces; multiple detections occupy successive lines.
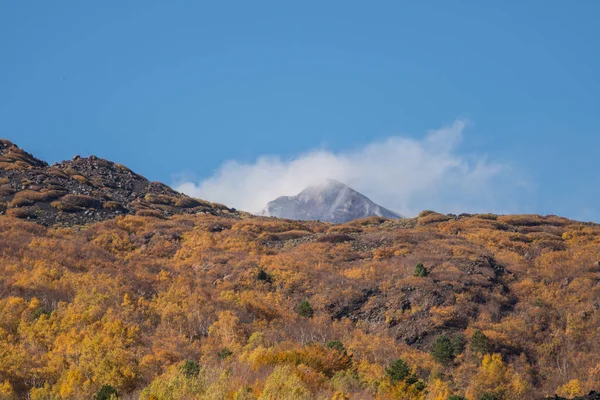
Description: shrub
xmin=0 ymin=186 xmax=15 ymax=196
xmin=103 ymin=201 xmax=126 ymax=211
xmin=180 ymin=360 xmax=200 ymax=378
xmin=413 ymin=263 xmax=429 ymax=277
xmin=8 ymin=196 xmax=35 ymax=208
xmin=431 ymin=334 xmax=454 ymax=365
xmin=470 ymin=330 xmax=490 ymax=355
xmin=95 ymin=384 xmax=118 ymax=400
xmin=418 ymin=211 xmax=451 ymax=224
xmin=144 ymin=193 xmax=175 ymax=205
xmin=260 ymin=230 xmax=313 ymax=241
xmin=257 ymin=269 xmax=269 ymax=281
xmin=479 ymin=393 xmax=499 ymax=400
xmin=53 ymin=194 xmax=102 ymax=212
xmin=327 ymin=340 xmax=345 ymax=352
xmin=46 ymin=168 xmax=69 ymax=178
xmin=405 ymin=373 xmax=419 ymax=385
xmin=449 ymin=396 xmax=467 ymax=400
xmin=32 ymin=307 xmax=51 ymax=319
xmin=8 ymin=190 xmax=63 ymax=208
xmin=296 ymin=300 xmax=314 ymax=318
xmin=317 ymin=234 xmax=354 ymax=243
xmin=174 ymin=197 xmax=204 ymax=208
xmin=136 ymin=209 xmax=165 ymax=219
xmin=72 ymin=174 xmax=89 ymax=184
xmin=413 ymin=380 xmax=426 ymax=391
xmin=7 ymin=206 xmax=40 ymax=219
xmin=385 ymin=358 xmax=410 ymax=383
xmin=217 ymin=348 xmax=233 ymax=360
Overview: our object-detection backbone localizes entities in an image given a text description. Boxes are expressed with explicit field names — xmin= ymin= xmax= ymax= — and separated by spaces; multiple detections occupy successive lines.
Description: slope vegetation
xmin=0 ymin=208 xmax=598 ymax=399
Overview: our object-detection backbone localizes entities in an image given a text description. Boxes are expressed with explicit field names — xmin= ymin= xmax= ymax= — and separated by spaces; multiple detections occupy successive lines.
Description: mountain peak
xmin=261 ymin=179 xmax=399 ymax=223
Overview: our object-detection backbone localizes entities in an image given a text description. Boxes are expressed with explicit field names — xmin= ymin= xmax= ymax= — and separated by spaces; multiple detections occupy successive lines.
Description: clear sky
xmin=1 ymin=1 xmax=599 ymax=220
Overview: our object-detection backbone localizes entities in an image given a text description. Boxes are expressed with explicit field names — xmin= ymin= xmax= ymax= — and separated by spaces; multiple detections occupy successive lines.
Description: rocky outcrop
xmin=0 ymin=139 xmax=238 ymax=226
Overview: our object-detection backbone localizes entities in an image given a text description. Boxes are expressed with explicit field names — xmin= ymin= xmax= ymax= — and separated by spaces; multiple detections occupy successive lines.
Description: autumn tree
xmin=259 ymin=365 xmax=310 ymax=400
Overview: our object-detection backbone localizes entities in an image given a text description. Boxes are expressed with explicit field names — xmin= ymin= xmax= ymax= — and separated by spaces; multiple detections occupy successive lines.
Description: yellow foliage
xmin=0 ymin=381 xmax=14 ymax=399
xmin=0 ymin=209 xmax=598 ymax=398
xmin=425 ymin=378 xmax=451 ymax=400
xmin=259 ymin=365 xmax=310 ymax=400
xmin=556 ymin=379 xmax=583 ymax=398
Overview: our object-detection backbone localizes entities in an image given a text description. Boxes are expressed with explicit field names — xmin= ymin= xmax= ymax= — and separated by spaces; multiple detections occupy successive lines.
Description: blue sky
xmin=1 ymin=1 xmax=599 ymax=219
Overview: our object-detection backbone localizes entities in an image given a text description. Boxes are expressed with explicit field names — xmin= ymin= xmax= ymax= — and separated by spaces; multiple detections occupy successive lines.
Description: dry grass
xmin=63 ymin=167 xmax=79 ymax=176
xmin=46 ymin=168 xmax=69 ymax=179
xmin=327 ymin=225 xmax=363 ymax=234
xmin=52 ymin=194 xmax=101 ymax=212
xmin=417 ymin=212 xmax=452 ymax=225
xmin=0 ymin=161 xmax=26 ymax=170
xmin=144 ymin=193 xmax=175 ymax=205
xmin=174 ymin=197 xmax=204 ymax=208
xmin=2 ymin=151 xmax=34 ymax=164
xmin=72 ymin=175 xmax=90 ymax=184
xmin=8 ymin=190 xmax=64 ymax=208
xmin=0 ymin=186 xmax=15 ymax=197
xmin=474 ymin=213 xmax=498 ymax=220
xmin=497 ymin=214 xmax=571 ymax=227
xmin=259 ymin=230 xmax=313 ymax=241
xmin=317 ymin=233 xmax=354 ymax=243
xmin=103 ymin=201 xmax=126 ymax=211
xmin=136 ymin=209 xmax=165 ymax=219
xmin=6 ymin=206 xmax=41 ymax=219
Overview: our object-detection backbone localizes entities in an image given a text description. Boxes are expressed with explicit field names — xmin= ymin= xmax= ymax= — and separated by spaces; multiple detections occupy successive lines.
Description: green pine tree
xmin=296 ymin=300 xmax=314 ymax=318
xmin=385 ymin=358 xmax=410 ymax=383
xmin=470 ymin=330 xmax=491 ymax=355
xmin=413 ymin=263 xmax=429 ymax=277
xmin=430 ymin=334 xmax=454 ymax=365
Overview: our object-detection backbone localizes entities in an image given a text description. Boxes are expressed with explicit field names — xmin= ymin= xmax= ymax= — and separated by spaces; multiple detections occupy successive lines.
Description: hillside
xmin=0 ymin=139 xmax=238 ymax=226
xmin=0 ymin=196 xmax=599 ymax=399
xmin=260 ymin=179 xmax=400 ymax=223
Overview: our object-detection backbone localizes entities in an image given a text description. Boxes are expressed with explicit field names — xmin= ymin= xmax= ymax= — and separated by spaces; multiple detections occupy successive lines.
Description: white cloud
xmin=175 ymin=120 xmax=530 ymax=216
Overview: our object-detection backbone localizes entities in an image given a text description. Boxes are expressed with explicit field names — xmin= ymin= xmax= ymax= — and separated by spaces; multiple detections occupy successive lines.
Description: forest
xmin=0 ymin=210 xmax=599 ymax=399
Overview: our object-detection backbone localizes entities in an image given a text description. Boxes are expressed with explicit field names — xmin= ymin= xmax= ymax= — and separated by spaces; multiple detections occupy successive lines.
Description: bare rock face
xmin=0 ymin=139 xmax=237 ymax=226
xmin=260 ymin=179 xmax=400 ymax=223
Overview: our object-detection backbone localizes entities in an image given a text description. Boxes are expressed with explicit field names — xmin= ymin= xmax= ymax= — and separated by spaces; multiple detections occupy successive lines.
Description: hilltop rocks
xmin=0 ymin=139 xmax=238 ymax=226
